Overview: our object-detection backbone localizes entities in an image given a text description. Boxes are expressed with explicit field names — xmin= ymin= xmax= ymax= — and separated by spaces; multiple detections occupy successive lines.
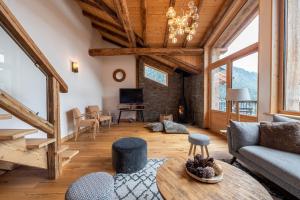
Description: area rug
xmin=114 ymin=158 xmax=298 ymax=200
xmin=114 ymin=159 xmax=165 ymax=200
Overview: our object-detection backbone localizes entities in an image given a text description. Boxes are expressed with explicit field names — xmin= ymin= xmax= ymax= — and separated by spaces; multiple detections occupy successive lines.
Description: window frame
xmin=210 ymin=65 xmax=227 ymax=112
xmin=144 ymin=64 xmax=168 ymax=86
xmin=278 ymin=0 xmax=300 ymax=115
xmin=209 ymin=43 xmax=259 ymax=119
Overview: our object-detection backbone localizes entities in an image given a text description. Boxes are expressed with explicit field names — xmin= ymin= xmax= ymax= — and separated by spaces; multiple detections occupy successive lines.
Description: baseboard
xmin=61 ymin=127 xmax=90 ymax=143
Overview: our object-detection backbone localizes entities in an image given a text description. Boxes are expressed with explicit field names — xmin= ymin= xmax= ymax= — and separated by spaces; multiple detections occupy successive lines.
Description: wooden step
xmin=57 ymin=145 xmax=69 ymax=154
xmin=61 ymin=149 xmax=79 ymax=167
xmin=0 ymin=161 xmax=18 ymax=170
xmin=0 ymin=170 xmax=6 ymax=176
xmin=0 ymin=114 xmax=12 ymax=120
xmin=62 ymin=149 xmax=79 ymax=160
xmin=62 ymin=159 xmax=70 ymax=167
xmin=26 ymin=138 xmax=56 ymax=150
xmin=0 ymin=129 xmax=37 ymax=141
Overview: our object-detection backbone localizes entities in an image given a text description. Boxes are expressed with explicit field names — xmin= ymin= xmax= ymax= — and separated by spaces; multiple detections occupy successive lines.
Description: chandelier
xmin=166 ymin=1 xmax=199 ymax=44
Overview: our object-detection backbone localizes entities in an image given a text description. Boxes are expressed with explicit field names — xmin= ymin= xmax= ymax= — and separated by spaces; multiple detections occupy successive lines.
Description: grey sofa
xmin=227 ymin=115 xmax=300 ymax=199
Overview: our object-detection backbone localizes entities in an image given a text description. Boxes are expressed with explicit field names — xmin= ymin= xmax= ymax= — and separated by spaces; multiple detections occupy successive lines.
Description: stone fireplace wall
xmin=184 ymin=55 xmax=205 ymax=127
xmin=137 ymin=59 xmax=182 ymax=122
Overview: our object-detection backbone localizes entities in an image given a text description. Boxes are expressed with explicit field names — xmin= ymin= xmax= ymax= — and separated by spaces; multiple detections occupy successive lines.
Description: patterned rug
xmin=114 ymin=159 xmax=165 ymax=200
xmin=114 ymin=158 xmax=299 ymax=200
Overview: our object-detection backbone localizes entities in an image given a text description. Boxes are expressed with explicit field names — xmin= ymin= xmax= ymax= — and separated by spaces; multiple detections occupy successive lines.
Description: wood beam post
xmin=199 ymin=0 xmax=235 ymax=47
xmin=163 ymin=0 xmax=176 ymax=47
xmin=94 ymin=0 xmax=119 ymax=22
xmin=88 ymin=48 xmax=203 ymax=56
xmin=113 ymin=0 xmax=136 ymax=47
xmin=47 ymin=77 xmax=61 ymax=179
xmin=82 ymin=10 xmax=125 ymax=32
xmin=141 ymin=0 xmax=147 ymax=45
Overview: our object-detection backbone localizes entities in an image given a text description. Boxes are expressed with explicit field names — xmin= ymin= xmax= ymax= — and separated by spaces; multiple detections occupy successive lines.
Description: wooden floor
xmin=0 ymin=123 xmax=228 ymax=200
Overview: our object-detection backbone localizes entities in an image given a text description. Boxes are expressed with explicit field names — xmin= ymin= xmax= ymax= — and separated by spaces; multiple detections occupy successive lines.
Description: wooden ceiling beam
xmin=82 ymin=10 xmax=124 ymax=32
xmin=214 ymin=0 xmax=258 ymax=48
xmin=161 ymin=56 xmax=201 ymax=74
xmin=140 ymin=56 xmax=174 ymax=75
xmin=163 ymin=0 xmax=176 ymax=48
xmin=77 ymin=0 xmax=200 ymax=74
xmin=182 ymin=0 xmax=204 ymax=47
xmin=88 ymin=48 xmax=204 ymax=56
xmin=102 ymin=36 xmax=128 ymax=48
xmin=113 ymin=0 xmax=136 ymax=47
xmin=93 ymin=0 xmax=119 ymax=22
xmin=199 ymin=0 xmax=235 ymax=47
xmin=140 ymin=0 xmax=147 ymax=45
xmin=91 ymin=23 xmax=128 ymax=41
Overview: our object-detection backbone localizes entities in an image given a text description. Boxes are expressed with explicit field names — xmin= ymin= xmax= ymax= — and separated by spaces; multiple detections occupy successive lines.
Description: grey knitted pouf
xmin=112 ymin=137 xmax=147 ymax=173
xmin=65 ymin=172 xmax=114 ymax=200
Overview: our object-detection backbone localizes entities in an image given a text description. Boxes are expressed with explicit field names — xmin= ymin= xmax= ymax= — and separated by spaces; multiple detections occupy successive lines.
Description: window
xmin=144 ymin=65 xmax=168 ymax=86
xmin=232 ymin=53 xmax=258 ymax=116
xmin=211 ymin=65 xmax=227 ymax=112
xmin=211 ymin=16 xmax=259 ymax=62
xmin=283 ymin=0 xmax=300 ymax=112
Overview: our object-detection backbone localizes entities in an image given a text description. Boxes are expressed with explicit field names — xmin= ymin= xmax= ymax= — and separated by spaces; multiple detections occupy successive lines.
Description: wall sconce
xmin=71 ymin=61 xmax=79 ymax=73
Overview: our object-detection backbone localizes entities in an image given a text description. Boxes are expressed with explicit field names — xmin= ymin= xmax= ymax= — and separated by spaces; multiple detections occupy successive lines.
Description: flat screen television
xmin=120 ymin=88 xmax=143 ymax=104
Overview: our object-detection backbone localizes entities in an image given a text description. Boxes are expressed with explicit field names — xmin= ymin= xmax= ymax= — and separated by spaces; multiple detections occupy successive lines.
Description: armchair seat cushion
xmin=79 ymin=119 xmax=98 ymax=127
xmin=239 ymin=146 xmax=300 ymax=190
xmin=99 ymin=116 xmax=111 ymax=122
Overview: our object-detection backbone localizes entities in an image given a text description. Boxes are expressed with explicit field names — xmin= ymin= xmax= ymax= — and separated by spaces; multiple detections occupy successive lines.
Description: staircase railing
xmin=0 ymin=1 xmax=68 ymax=179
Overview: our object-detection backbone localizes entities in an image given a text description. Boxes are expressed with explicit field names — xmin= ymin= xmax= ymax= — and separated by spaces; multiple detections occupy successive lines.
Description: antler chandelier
xmin=166 ymin=1 xmax=199 ymax=44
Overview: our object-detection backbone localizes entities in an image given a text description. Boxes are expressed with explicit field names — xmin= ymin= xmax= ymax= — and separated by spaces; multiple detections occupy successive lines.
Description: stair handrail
xmin=0 ymin=89 xmax=54 ymax=135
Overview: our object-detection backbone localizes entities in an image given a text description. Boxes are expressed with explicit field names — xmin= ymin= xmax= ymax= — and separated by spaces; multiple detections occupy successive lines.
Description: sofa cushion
xmin=239 ymin=146 xmax=300 ymax=190
xmin=273 ymin=115 xmax=299 ymax=122
xmin=260 ymin=122 xmax=300 ymax=154
xmin=163 ymin=120 xmax=189 ymax=134
xmin=229 ymin=121 xmax=260 ymax=152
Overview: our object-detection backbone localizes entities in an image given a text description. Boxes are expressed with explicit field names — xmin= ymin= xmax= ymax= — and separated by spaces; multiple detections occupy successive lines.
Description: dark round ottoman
xmin=112 ymin=137 xmax=147 ymax=173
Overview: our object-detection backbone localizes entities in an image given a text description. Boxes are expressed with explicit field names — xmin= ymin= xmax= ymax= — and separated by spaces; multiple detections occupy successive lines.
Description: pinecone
xmin=196 ymin=167 xmax=205 ymax=177
xmin=205 ymin=160 xmax=214 ymax=167
xmin=188 ymin=166 xmax=198 ymax=175
xmin=186 ymin=159 xmax=194 ymax=168
xmin=194 ymin=154 xmax=204 ymax=162
xmin=203 ymin=166 xmax=215 ymax=178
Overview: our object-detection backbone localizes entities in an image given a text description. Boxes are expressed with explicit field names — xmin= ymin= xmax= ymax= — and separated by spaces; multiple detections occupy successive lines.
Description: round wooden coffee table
xmin=156 ymin=157 xmax=272 ymax=200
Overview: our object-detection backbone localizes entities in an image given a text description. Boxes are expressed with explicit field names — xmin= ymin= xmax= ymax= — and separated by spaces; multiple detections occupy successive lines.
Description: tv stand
xmin=117 ymin=104 xmax=145 ymax=124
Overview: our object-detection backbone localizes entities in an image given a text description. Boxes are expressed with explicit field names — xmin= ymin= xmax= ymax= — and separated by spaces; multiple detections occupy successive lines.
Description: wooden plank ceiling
xmin=75 ymin=0 xmax=230 ymax=74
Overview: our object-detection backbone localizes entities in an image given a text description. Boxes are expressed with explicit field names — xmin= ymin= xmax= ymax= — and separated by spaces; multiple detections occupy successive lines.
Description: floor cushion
xmin=145 ymin=122 xmax=164 ymax=132
xmin=163 ymin=120 xmax=189 ymax=134
xmin=65 ymin=172 xmax=114 ymax=200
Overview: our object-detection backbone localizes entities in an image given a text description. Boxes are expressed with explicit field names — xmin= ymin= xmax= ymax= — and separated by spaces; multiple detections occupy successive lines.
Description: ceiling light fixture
xmin=166 ymin=1 xmax=199 ymax=44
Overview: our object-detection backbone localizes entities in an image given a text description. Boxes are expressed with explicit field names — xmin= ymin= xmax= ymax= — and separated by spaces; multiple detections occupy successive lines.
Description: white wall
xmin=101 ymin=41 xmax=136 ymax=121
xmin=0 ymin=0 xmax=105 ymax=138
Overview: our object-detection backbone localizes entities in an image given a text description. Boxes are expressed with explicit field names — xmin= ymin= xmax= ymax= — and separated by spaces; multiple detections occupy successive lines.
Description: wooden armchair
xmin=86 ymin=105 xmax=112 ymax=128
xmin=72 ymin=108 xmax=99 ymax=141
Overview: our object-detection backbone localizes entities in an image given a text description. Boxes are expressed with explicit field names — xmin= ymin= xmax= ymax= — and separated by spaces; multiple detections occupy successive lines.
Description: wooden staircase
xmin=0 ymin=114 xmax=79 ymax=177
xmin=0 ymin=1 xmax=74 ymax=179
